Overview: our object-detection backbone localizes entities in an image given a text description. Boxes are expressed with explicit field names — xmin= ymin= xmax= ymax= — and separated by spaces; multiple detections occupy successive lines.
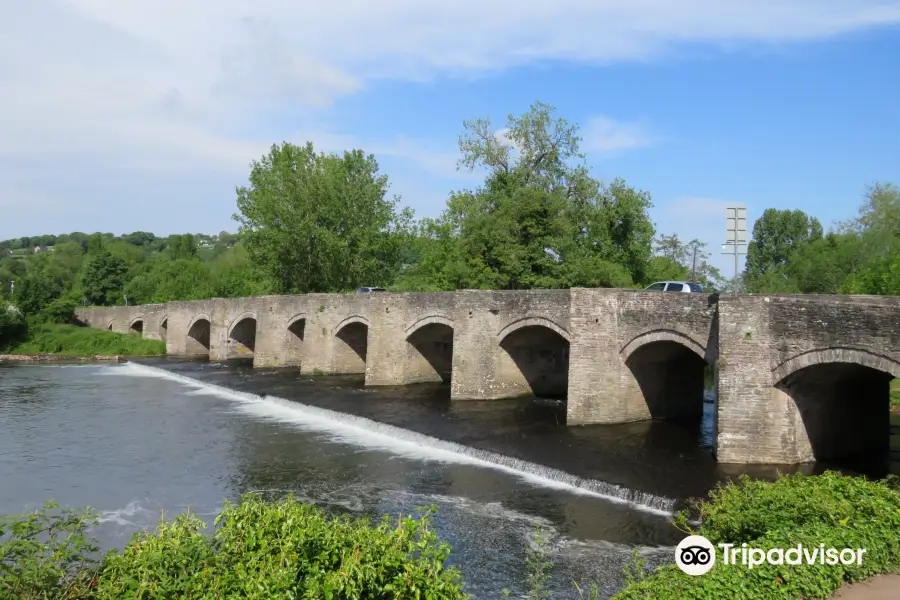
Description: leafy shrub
xmin=8 ymin=324 xmax=166 ymax=356
xmin=0 ymin=501 xmax=99 ymax=600
xmin=0 ymin=301 xmax=28 ymax=349
xmin=0 ymin=495 xmax=468 ymax=600
xmin=39 ymin=296 xmax=78 ymax=325
xmin=614 ymin=472 xmax=900 ymax=600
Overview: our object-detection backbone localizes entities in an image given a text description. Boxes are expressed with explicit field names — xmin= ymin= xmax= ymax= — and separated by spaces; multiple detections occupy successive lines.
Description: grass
xmin=7 ymin=324 xmax=166 ymax=357
xmin=892 ymin=379 xmax=900 ymax=411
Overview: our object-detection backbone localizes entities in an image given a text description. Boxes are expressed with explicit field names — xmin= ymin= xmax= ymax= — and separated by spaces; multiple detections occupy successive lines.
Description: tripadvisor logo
xmin=675 ymin=535 xmax=716 ymax=575
xmin=675 ymin=535 xmax=868 ymax=576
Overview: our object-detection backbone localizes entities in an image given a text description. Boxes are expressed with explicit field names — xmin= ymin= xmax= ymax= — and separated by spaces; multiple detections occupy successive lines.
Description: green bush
xmin=613 ymin=472 xmax=900 ymax=600
xmin=0 ymin=501 xmax=99 ymax=600
xmin=38 ymin=296 xmax=79 ymax=325
xmin=0 ymin=495 xmax=468 ymax=600
xmin=0 ymin=301 xmax=28 ymax=350
xmin=8 ymin=324 xmax=166 ymax=356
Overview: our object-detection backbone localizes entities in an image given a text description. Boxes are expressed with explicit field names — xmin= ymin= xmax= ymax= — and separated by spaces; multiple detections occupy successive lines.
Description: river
xmin=1 ymin=359 xmax=897 ymax=598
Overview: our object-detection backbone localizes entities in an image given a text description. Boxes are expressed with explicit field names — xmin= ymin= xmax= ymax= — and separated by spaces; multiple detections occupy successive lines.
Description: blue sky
xmin=2 ymin=1 xmax=899 ymax=275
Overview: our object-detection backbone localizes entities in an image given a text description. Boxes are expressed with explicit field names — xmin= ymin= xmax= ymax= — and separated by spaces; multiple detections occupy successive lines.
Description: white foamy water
xmin=101 ymin=362 xmax=677 ymax=516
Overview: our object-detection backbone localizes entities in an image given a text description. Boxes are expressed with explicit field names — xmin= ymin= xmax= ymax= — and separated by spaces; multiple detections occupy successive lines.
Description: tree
xmin=13 ymin=272 xmax=61 ymax=314
xmin=397 ymin=102 xmax=655 ymax=291
xmin=234 ymin=142 xmax=412 ymax=293
xmin=124 ymin=259 xmax=214 ymax=304
xmin=81 ymin=251 xmax=128 ymax=306
xmin=647 ymin=233 xmax=723 ymax=289
xmin=167 ymin=234 xmax=198 ymax=260
xmin=744 ymin=209 xmax=823 ymax=291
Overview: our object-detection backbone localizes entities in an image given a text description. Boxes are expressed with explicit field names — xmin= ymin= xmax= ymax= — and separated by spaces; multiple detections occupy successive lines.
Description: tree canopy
xmin=394 ymin=102 xmax=655 ymax=291
xmin=234 ymin=142 xmax=412 ymax=294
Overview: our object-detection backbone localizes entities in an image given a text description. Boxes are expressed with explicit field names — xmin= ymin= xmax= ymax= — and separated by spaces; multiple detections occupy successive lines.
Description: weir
xmin=120 ymin=361 xmax=677 ymax=515
xmin=75 ymin=289 xmax=900 ymax=465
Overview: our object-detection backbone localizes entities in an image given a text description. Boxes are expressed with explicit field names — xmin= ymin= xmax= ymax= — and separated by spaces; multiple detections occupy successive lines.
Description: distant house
xmin=32 ymin=245 xmax=53 ymax=253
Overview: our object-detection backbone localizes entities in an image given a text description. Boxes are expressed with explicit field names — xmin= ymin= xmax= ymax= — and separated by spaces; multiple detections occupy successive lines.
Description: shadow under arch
xmin=129 ymin=317 xmax=144 ymax=335
xmin=334 ymin=316 xmax=369 ymax=374
xmin=405 ymin=316 xmax=455 ymax=383
xmin=621 ymin=328 xmax=710 ymax=422
xmin=774 ymin=347 xmax=899 ymax=467
xmin=186 ymin=314 xmax=211 ymax=355
xmin=498 ymin=319 xmax=570 ymax=400
xmin=228 ymin=312 xmax=258 ymax=356
xmin=282 ymin=313 xmax=306 ymax=367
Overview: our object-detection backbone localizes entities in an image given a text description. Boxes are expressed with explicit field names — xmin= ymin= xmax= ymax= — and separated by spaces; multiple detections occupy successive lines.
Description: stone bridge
xmin=75 ymin=289 xmax=900 ymax=466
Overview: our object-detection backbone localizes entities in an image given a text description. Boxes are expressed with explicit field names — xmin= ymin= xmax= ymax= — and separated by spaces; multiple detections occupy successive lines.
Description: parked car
xmin=356 ymin=287 xmax=386 ymax=293
xmin=644 ymin=281 xmax=704 ymax=293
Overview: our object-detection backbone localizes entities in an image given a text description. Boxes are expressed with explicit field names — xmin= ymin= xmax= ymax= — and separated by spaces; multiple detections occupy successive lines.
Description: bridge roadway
xmin=75 ymin=288 xmax=900 ymax=465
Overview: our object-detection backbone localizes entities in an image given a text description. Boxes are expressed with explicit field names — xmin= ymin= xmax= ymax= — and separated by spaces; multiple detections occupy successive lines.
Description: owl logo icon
xmin=675 ymin=535 xmax=716 ymax=576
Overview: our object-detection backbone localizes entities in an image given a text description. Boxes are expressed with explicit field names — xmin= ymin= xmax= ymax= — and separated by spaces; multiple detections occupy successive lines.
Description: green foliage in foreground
xmin=0 ymin=495 xmax=466 ymax=600
xmin=891 ymin=379 xmax=900 ymax=409
xmin=613 ymin=472 xmax=900 ymax=600
xmin=7 ymin=324 xmax=166 ymax=357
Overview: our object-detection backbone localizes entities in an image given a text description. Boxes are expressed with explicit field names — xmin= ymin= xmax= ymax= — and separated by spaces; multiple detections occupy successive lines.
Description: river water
xmin=1 ymin=359 xmax=897 ymax=598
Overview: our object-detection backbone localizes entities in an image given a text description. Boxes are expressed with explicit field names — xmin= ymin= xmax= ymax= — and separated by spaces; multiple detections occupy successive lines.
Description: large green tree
xmin=81 ymin=250 xmax=128 ymax=306
xmin=234 ymin=142 xmax=412 ymax=293
xmin=744 ymin=208 xmax=823 ymax=291
xmin=397 ymin=102 xmax=654 ymax=291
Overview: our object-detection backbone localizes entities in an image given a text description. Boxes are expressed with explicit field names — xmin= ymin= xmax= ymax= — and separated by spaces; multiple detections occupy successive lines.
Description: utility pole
xmin=690 ymin=243 xmax=698 ymax=281
xmin=722 ymin=207 xmax=747 ymax=292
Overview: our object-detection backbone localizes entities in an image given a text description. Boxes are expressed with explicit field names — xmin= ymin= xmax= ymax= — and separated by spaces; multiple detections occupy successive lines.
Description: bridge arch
xmin=497 ymin=316 xmax=570 ymax=400
xmin=129 ymin=316 xmax=145 ymax=335
xmin=158 ymin=315 xmax=168 ymax=341
xmin=774 ymin=347 xmax=898 ymax=466
xmin=621 ymin=325 xmax=710 ymax=422
xmin=333 ymin=315 xmax=370 ymax=334
xmin=106 ymin=321 xmax=114 ymax=331
xmin=620 ymin=325 xmax=708 ymax=364
xmin=186 ymin=313 xmax=212 ymax=355
xmin=497 ymin=316 xmax=570 ymax=343
xmin=405 ymin=315 xmax=455 ymax=337
xmin=333 ymin=315 xmax=369 ymax=374
xmin=227 ymin=311 xmax=258 ymax=356
xmin=405 ymin=315 xmax=455 ymax=383
xmin=773 ymin=347 xmax=900 ymax=383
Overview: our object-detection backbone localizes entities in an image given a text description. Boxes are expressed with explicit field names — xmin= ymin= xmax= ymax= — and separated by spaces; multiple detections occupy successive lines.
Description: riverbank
xmin=2 ymin=323 xmax=165 ymax=358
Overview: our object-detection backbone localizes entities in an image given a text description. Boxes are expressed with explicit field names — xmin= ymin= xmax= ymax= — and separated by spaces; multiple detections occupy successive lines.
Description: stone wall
xmin=74 ymin=289 xmax=900 ymax=465
xmin=715 ymin=294 xmax=900 ymax=463
xmin=567 ymin=288 xmax=716 ymax=425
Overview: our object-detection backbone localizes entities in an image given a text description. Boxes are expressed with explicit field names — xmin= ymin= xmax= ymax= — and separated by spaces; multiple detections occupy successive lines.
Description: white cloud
xmin=581 ymin=117 xmax=659 ymax=155
xmin=1 ymin=0 xmax=898 ymax=236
